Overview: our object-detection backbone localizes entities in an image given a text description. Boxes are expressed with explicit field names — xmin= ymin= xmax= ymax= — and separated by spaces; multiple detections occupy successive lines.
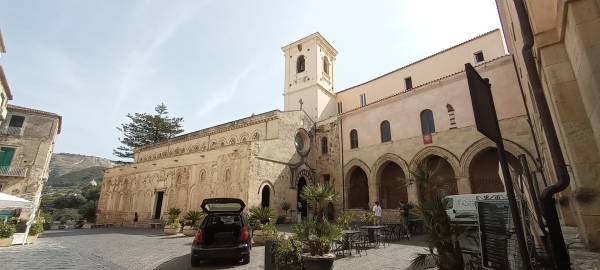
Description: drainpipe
xmin=511 ymin=55 xmax=549 ymax=187
xmin=339 ymin=118 xmax=345 ymax=212
xmin=512 ymin=0 xmax=571 ymax=269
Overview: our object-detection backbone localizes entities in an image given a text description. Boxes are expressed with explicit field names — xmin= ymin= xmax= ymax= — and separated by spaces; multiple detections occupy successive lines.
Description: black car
xmin=191 ymin=198 xmax=252 ymax=266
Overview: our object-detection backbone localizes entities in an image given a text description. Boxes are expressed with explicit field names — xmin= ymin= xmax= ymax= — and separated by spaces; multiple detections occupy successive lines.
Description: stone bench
xmin=149 ymin=223 xmax=161 ymax=229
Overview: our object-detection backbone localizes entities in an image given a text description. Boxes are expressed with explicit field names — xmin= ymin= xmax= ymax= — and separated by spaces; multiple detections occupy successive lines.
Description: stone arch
xmin=189 ymin=184 xmax=201 ymax=211
xmin=201 ymin=142 xmax=207 ymax=151
xmin=199 ymin=170 xmax=206 ymax=183
xmin=186 ymin=144 xmax=193 ymax=153
xmin=410 ymin=146 xmax=461 ymax=175
xmin=219 ymin=137 xmax=227 ymax=147
xmin=239 ymin=132 xmax=250 ymax=142
xmin=371 ymin=153 xmax=409 ymax=209
xmin=192 ymin=143 xmax=200 ymax=153
xmin=163 ymin=150 xmax=168 ymax=157
xmin=229 ymin=135 xmax=237 ymax=145
xmin=343 ymin=158 xmax=371 ymax=181
xmin=459 ymin=138 xmax=536 ymax=177
xmin=210 ymin=140 xmax=217 ymax=148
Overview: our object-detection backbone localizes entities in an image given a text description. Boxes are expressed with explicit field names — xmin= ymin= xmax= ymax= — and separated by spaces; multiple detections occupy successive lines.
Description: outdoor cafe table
xmin=341 ymin=230 xmax=360 ymax=254
xmin=360 ymin=225 xmax=385 ymax=244
xmin=383 ymin=222 xmax=405 ymax=240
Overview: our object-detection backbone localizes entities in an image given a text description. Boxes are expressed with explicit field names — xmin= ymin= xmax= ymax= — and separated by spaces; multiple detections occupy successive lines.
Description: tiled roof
xmin=0 ymin=28 xmax=5 ymax=53
xmin=7 ymin=104 xmax=62 ymax=134
xmin=339 ymin=54 xmax=511 ymax=116
xmin=0 ymin=66 xmax=13 ymax=100
xmin=337 ymin=29 xmax=501 ymax=94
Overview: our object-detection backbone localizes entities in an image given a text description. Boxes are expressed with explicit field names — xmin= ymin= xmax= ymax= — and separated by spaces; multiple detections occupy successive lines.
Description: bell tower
xmin=282 ymin=32 xmax=338 ymax=121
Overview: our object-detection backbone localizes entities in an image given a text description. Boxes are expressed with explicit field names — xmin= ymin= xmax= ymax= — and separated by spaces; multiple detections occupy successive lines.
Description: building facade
xmin=495 ymin=0 xmax=600 ymax=250
xmin=0 ymin=29 xmax=14 ymax=126
xmin=98 ymin=30 xmax=537 ymax=226
xmin=0 ymin=105 xmax=61 ymax=213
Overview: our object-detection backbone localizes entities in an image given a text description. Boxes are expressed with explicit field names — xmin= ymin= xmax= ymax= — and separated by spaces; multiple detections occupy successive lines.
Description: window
xmin=9 ymin=115 xmax=25 ymax=128
xmin=0 ymin=147 xmax=16 ymax=167
xmin=404 ymin=77 xmax=412 ymax=90
xmin=297 ymin=55 xmax=305 ymax=73
xmin=323 ymin=174 xmax=330 ymax=184
xmin=350 ymin=129 xmax=358 ymax=149
xmin=323 ymin=57 xmax=330 ymax=75
xmin=380 ymin=120 xmax=391 ymax=142
xmin=474 ymin=51 xmax=485 ymax=63
xmin=321 ymin=137 xmax=328 ymax=154
xmin=420 ymin=109 xmax=436 ymax=134
xmin=337 ymin=102 xmax=343 ymax=114
xmin=359 ymin=94 xmax=366 ymax=106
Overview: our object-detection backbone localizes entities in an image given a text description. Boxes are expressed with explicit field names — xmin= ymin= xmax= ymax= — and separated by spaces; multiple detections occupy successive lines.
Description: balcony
xmin=2 ymin=125 xmax=23 ymax=136
xmin=0 ymin=166 xmax=27 ymax=177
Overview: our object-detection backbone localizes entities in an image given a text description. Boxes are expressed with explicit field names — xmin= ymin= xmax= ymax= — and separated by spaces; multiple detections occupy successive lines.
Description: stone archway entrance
xmin=419 ymin=155 xmax=459 ymax=202
xmin=261 ymin=185 xmax=271 ymax=207
xmin=297 ymin=177 xmax=308 ymax=220
xmin=348 ymin=167 xmax=369 ymax=209
xmin=377 ymin=162 xmax=407 ymax=209
xmin=327 ymin=202 xmax=334 ymax=221
xmin=469 ymin=148 xmax=523 ymax=194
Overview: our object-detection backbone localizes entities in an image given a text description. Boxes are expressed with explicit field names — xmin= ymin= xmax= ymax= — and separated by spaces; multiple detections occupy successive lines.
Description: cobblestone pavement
xmin=0 ymin=228 xmax=427 ymax=270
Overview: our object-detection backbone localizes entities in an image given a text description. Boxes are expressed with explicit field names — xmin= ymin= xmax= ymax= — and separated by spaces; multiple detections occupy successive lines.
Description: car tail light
xmin=194 ymin=228 xmax=202 ymax=243
xmin=239 ymin=226 xmax=249 ymax=241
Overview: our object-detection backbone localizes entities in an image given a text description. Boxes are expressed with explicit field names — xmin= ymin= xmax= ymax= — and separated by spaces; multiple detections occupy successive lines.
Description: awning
xmin=0 ymin=192 xmax=33 ymax=208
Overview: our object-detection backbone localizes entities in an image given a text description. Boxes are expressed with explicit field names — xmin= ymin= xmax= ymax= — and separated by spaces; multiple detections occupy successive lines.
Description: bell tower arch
xmin=281 ymin=32 xmax=338 ymax=121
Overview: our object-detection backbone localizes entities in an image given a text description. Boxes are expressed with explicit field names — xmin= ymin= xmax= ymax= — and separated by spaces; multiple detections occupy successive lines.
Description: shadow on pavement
xmin=38 ymin=228 xmax=189 ymax=239
xmin=154 ymin=254 xmax=243 ymax=270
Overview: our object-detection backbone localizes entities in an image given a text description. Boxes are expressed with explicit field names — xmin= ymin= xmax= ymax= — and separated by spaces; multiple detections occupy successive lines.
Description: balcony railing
xmin=0 ymin=166 xmax=27 ymax=177
xmin=2 ymin=126 xmax=23 ymax=136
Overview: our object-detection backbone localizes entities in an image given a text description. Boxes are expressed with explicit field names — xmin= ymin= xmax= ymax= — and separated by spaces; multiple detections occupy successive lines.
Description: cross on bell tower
xmin=281 ymin=32 xmax=338 ymax=121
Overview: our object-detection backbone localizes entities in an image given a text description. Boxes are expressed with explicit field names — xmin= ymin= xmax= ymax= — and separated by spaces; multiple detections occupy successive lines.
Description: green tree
xmin=53 ymin=195 xmax=87 ymax=209
xmin=81 ymin=186 xmax=100 ymax=201
xmin=113 ymin=103 xmax=184 ymax=159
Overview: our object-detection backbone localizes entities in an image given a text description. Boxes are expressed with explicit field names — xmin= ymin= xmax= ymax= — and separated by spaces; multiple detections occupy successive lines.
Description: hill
xmin=49 ymin=153 xmax=117 ymax=179
xmin=48 ymin=166 xmax=106 ymax=187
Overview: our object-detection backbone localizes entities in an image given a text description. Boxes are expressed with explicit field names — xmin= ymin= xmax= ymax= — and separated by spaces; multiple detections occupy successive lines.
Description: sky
xmin=0 ymin=0 xmax=503 ymax=160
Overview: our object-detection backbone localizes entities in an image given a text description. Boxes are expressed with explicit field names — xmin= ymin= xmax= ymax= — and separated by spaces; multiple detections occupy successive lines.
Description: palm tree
xmin=399 ymin=159 xmax=475 ymax=270
xmin=300 ymin=181 xmax=338 ymax=224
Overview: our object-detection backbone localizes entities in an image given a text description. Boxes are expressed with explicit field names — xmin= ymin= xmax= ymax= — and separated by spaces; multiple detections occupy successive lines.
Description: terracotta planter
xmin=163 ymin=226 xmax=180 ymax=235
xmin=0 ymin=236 xmax=13 ymax=247
xmin=302 ymin=255 xmax=334 ymax=270
xmin=182 ymin=226 xmax=197 ymax=237
xmin=27 ymin=234 xmax=39 ymax=243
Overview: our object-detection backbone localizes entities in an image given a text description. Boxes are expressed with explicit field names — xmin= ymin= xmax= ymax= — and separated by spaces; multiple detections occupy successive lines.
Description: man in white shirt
xmin=372 ymin=201 xmax=382 ymax=225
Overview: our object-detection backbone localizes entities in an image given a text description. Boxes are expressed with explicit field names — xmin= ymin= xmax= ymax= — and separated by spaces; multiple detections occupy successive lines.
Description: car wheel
xmin=242 ymin=253 xmax=250 ymax=264
xmin=191 ymin=256 xmax=201 ymax=267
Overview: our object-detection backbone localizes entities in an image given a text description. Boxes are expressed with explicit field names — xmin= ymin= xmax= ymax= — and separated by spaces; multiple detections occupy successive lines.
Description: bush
xmin=28 ymin=222 xmax=44 ymax=236
xmin=0 ymin=222 xmax=16 ymax=238
xmin=276 ymin=215 xmax=287 ymax=224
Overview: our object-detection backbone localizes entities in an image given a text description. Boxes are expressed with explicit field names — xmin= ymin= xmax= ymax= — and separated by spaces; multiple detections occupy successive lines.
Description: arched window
xmin=420 ymin=109 xmax=436 ymax=134
xmin=380 ymin=120 xmax=391 ymax=142
xmin=350 ymin=129 xmax=358 ymax=149
xmin=297 ymin=55 xmax=305 ymax=73
xmin=225 ymin=169 xmax=231 ymax=182
xmin=321 ymin=137 xmax=328 ymax=154
xmin=323 ymin=57 xmax=330 ymax=75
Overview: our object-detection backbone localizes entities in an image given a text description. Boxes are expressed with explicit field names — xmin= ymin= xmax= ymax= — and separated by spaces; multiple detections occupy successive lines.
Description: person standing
xmin=373 ymin=201 xmax=382 ymax=225
xmin=133 ymin=212 xmax=139 ymax=228
xmin=399 ymin=201 xmax=411 ymax=237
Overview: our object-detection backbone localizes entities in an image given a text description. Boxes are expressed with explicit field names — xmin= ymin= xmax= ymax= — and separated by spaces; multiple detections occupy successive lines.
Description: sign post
xmin=465 ymin=63 xmax=532 ymax=270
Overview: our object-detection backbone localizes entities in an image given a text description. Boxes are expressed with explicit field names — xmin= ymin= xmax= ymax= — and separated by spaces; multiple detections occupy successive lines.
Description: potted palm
xmin=280 ymin=202 xmax=292 ymax=224
xmin=27 ymin=222 xmax=44 ymax=243
xmin=249 ymin=206 xmax=275 ymax=245
xmin=273 ymin=233 xmax=304 ymax=270
xmin=291 ymin=181 xmax=342 ymax=270
xmin=0 ymin=221 xmax=16 ymax=247
xmin=182 ymin=210 xmax=205 ymax=237
xmin=164 ymin=208 xmax=181 ymax=235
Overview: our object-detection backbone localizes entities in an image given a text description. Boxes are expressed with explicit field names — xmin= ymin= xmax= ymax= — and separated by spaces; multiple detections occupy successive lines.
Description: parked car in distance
xmin=445 ymin=192 xmax=507 ymax=226
xmin=191 ymin=198 xmax=252 ymax=267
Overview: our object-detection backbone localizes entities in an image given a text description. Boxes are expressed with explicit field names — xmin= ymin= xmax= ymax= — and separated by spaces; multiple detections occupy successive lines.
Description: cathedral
xmin=97 ymin=29 xmax=538 ymax=225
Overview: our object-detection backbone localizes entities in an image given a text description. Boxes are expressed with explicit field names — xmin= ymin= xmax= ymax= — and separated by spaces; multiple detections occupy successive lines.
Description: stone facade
xmin=495 ymin=0 xmax=600 ymax=250
xmin=0 ymin=104 xmax=61 ymax=218
xmin=98 ymin=30 xmax=537 ymax=228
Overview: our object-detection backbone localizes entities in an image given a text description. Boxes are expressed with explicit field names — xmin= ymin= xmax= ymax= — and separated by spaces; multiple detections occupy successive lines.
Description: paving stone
xmin=0 ymin=228 xmax=427 ymax=270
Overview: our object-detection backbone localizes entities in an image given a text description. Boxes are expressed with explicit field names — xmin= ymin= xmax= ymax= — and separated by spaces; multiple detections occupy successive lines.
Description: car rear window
xmin=204 ymin=214 xmax=242 ymax=226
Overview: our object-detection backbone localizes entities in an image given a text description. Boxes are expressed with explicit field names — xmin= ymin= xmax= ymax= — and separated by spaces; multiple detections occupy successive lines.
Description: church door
xmin=297 ymin=177 xmax=308 ymax=220
xmin=261 ymin=186 xmax=271 ymax=207
xmin=153 ymin=191 xmax=164 ymax=219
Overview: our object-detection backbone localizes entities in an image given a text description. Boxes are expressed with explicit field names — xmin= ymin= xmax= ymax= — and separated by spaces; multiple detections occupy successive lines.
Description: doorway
xmin=327 ymin=202 xmax=334 ymax=221
xmin=153 ymin=191 xmax=164 ymax=219
xmin=297 ymin=177 xmax=308 ymax=220
xmin=261 ymin=186 xmax=271 ymax=207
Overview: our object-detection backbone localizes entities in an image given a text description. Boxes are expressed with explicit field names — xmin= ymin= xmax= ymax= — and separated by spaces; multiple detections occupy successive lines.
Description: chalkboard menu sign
xmin=478 ymin=200 xmax=511 ymax=270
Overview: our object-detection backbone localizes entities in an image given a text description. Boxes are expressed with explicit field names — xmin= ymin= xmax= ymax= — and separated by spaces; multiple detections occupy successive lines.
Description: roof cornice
xmin=281 ymin=32 xmax=338 ymax=56
xmin=7 ymin=104 xmax=62 ymax=134
xmin=0 ymin=28 xmax=5 ymax=53
xmin=0 ymin=66 xmax=13 ymax=100
xmin=135 ymin=110 xmax=281 ymax=152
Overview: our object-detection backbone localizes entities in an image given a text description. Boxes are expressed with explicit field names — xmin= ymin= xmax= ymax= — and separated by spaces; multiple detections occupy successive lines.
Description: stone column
xmin=407 ymin=184 xmax=419 ymax=204
xmin=456 ymin=176 xmax=472 ymax=194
